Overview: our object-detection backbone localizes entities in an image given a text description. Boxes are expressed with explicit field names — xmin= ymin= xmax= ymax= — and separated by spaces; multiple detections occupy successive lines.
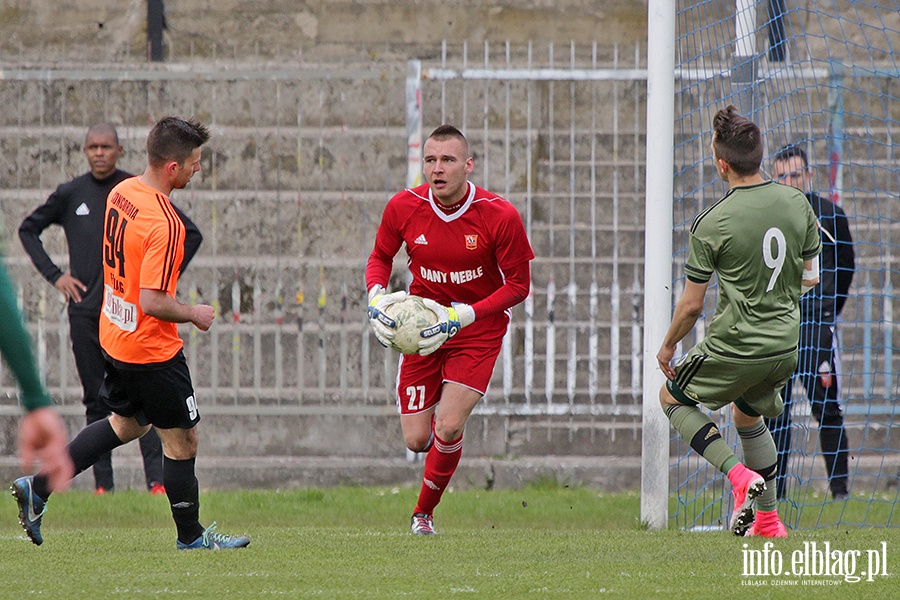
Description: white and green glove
xmin=418 ymin=299 xmax=475 ymax=356
xmin=367 ymin=285 xmax=407 ymax=348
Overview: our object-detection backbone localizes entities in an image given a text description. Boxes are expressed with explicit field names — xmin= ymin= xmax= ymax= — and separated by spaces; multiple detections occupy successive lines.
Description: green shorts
xmin=666 ymin=341 xmax=797 ymax=418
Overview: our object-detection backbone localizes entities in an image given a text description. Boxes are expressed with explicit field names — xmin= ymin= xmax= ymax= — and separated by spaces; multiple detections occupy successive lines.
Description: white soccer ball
xmin=383 ymin=295 xmax=439 ymax=354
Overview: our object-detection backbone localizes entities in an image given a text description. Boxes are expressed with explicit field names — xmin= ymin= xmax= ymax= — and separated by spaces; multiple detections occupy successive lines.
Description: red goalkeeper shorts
xmin=395 ymin=340 xmax=502 ymax=415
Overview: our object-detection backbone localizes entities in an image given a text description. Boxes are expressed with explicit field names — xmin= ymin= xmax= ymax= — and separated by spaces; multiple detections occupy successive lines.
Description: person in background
xmin=657 ymin=106 xmax=820 ymax=538
xmin=765 ymin=144 xmax=855 ymax=501
xmin=19 ymin=123 xmax=202 ymax=495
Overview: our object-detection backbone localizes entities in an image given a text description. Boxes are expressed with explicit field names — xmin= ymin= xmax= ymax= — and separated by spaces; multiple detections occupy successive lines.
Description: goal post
xmin=640 ymin=0 xmax=676 ymax=531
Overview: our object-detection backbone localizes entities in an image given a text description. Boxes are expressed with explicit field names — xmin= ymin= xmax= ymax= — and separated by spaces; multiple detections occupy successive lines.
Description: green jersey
xmin=684 ymin=180 xmax=821 ymax=360
xmin=0 ymin=259 xmax=52 ymax=411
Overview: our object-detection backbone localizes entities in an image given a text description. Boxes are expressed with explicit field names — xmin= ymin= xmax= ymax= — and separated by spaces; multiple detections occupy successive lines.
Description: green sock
xmin=665 ymin=404 xmax=738 ymax=474
xmin=737 ymin=422 xmax=779 ymax=511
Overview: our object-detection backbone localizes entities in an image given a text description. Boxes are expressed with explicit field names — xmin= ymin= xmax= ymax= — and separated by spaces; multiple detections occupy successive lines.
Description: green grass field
xmin=1 ymin=484 xmax=897 ymax=598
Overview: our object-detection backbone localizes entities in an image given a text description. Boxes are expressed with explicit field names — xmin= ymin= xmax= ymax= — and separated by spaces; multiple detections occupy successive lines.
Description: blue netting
xmin=672 ymin=0 xmax=900 ymax=530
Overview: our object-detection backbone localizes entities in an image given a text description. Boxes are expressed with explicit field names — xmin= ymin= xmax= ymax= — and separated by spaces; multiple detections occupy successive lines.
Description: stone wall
xmin=0 ymin=0 xmax=647 ymax=64
xmin=0 ymin=1 xmax=651 ymax=491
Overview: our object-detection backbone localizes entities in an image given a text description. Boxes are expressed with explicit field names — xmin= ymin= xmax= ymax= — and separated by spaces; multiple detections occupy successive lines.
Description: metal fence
xmin=0 ymin=43 xmax=648 ymax=437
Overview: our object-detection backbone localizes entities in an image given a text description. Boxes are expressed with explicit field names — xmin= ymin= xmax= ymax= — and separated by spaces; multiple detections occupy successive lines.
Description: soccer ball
xmin=383 ymin=295 xmax=439 ymax=354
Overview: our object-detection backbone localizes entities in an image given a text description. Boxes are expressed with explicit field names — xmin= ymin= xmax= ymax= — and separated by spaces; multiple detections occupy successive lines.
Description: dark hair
xmin=86 ymin=123 xmax=120 ymax=145
xmin=712 ymin=105 xmax=763 ymax=176
xmin=427 ymin=124 xmax=469 ymax=154
xmin=147 ymin=116 xmax=210 ymax=168
xmin=772 ymin=144 xmax=808 ymax=167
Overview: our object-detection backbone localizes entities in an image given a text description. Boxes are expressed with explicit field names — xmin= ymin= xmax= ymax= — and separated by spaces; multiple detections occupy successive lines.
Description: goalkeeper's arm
xmin=468 ymin=260 xmax=531 ymax=320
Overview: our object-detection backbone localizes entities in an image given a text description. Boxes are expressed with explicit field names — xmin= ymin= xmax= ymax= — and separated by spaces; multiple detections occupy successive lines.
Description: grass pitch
xmin=1 ymin=484 xmax=898 ymax=598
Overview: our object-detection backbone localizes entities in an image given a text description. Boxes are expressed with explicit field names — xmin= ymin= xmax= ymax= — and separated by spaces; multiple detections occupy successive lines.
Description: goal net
xmin=670 ymin=0 xmax=900 ymax=529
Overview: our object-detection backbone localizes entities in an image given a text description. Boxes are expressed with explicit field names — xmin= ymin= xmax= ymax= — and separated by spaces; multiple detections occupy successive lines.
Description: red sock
xmin=414 ymin=433 xmax=463 ymax=516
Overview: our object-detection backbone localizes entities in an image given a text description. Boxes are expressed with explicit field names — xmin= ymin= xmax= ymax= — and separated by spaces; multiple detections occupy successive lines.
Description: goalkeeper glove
xmin=367 ymin=285 xmax=407 ymax=348
xmin=418 ymin=300 xmax=475 ymax=356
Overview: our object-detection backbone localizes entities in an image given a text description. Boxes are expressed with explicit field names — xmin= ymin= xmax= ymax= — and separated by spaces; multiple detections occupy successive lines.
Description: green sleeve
xmin=0 ymin=261 xmax=52 ymax=411
xmin=684 ymin=232 xmax=715 ymax=284
xmin=803 ymin=203 xmax=823 ymax=259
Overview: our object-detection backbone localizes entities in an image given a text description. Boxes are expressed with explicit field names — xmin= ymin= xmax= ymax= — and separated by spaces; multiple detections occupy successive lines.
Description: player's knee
xmin=434 ymin=418 xmax=465 ymax=443
xmin=403 ymin=431 xmax=432 ymax=453
xmin=158 ymin=428 xmax=199 ymax=459
xmin=659 ymin=384 xmax=677 ymax=411
xmin=731 ymin=403 xmax=763 ymax=428
xmin=108 ymin=414 xmax=148 ymax=443
xmin=161 ymin=443 xmax=197 ymax=461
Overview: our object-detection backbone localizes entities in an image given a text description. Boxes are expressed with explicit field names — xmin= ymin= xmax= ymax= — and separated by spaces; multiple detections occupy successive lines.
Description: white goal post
xmin=640 ymin=0 xmax=676 ymax=531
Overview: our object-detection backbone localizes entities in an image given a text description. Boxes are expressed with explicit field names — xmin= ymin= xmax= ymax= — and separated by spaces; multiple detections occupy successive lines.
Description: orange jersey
xmin=99 ymin=177 xmax=187 ymax=364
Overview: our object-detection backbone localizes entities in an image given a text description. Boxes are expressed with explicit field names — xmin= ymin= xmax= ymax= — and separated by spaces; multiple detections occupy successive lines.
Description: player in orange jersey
xmin=12 ymin=117 xmax=249 ymax=550
xmin=19 ymin=123 xmax=202 ymax=496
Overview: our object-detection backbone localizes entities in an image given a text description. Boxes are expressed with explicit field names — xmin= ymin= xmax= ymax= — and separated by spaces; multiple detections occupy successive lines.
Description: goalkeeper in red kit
xmin=366 ymin=125 xmax=534 ymax=535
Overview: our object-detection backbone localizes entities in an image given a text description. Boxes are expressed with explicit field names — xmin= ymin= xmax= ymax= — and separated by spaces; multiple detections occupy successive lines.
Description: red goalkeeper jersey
xmin=366 ymin=182 xmax=534 ymax=344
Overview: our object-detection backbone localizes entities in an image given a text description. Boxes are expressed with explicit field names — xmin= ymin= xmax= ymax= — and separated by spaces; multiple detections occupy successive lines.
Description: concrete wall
xmin=0 ymin=1 xmax=651 ymax=491
xmin=0 ymin=1 xmax=648 ymax=64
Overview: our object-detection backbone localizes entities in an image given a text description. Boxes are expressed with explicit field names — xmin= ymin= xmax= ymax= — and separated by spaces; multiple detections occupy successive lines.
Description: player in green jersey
xmin=0 ymin=258 xmax=73 ymax=493
xmin=656 ymin=105 xmax=821 ymax=538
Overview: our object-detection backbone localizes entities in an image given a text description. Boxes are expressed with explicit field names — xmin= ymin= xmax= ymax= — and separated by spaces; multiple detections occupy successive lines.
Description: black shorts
xmin=100 ymin=350 xmax=200 ymax=429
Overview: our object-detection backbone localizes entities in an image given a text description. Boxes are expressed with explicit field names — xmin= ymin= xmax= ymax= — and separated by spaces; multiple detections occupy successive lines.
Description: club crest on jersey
xmin=465 ymin=234 xmax=478 ymax=250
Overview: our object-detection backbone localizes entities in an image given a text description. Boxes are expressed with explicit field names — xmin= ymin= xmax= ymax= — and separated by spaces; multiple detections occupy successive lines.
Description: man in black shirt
xmin=765 ymin=145 xmax=855 ymax=501
xmin=19 ymin=123 xmax=203 ymax=494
